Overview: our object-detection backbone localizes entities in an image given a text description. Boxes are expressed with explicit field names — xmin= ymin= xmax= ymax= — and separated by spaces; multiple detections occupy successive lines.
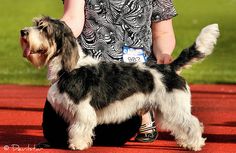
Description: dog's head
xmin=20 ymin=16 xmax=78 ymax=71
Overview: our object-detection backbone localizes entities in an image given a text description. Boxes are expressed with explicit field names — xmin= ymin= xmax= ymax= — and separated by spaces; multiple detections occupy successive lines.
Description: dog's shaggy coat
xmin=20 ymin=17 xmax=219 ymax=151
xmin=42 ymin=99 xmax=141 ymax=148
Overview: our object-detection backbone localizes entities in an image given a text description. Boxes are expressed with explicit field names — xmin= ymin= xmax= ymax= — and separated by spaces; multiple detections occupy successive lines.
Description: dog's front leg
xmin=67 ymin=98 xmax=97 ymax=150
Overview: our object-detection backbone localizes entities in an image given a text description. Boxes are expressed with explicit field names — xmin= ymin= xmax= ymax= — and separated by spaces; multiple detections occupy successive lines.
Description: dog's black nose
xmin=20 ymin=29 xmax=28 ymax=37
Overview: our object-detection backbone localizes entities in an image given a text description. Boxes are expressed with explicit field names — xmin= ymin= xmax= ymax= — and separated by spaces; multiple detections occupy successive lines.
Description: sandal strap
xmin=139 ymin=121 xmax=156 ymax=133
xmin=140 ymin=121 xmax=155 ymax=128
xmin=139 ymin=127 xmax=156 ymax=133
xmin=138 ymin=111 xmax=157 ymax=133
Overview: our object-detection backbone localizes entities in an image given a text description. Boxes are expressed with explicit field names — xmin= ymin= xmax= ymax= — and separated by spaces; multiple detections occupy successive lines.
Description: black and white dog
xmin=20 ymin=16 xmax=219 ymax=151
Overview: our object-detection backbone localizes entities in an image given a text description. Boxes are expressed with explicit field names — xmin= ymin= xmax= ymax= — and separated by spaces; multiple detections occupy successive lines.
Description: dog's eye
xmin=38 ymin=25 xmax=47 ymax=32
xmin=35 ymin=20 xmax=42 ymax=27
xmin=36 ymin=48 xmax=47 ymax=54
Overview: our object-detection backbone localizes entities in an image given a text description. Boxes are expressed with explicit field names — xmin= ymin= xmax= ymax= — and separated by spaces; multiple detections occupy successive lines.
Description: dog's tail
xmin=170 ymin=24 xmax=220 ymax=72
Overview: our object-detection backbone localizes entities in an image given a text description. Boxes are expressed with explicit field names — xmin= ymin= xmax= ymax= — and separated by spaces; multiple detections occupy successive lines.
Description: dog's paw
xmin=178 ymin=137 xmax=206 ymax=151
xmin=68 ymin=138 xmax=92 ymax=150
xmin=68 ymin=143 xmax=89 ymax=150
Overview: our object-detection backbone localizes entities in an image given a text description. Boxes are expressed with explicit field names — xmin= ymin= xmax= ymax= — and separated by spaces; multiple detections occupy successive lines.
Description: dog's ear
xmin=33 ymin=16 xmax=50 ymax=27
xmin=32 ymin=17 xmax=41 ymax=25
xmin=33 ymin=16 xmax=54 ymax=37
xmin=60 ymin=23 xmax=79 ymax=72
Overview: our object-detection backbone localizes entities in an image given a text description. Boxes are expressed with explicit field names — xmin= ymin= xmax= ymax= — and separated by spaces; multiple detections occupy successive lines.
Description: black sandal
xmin=135 ymin=112 xmax=158 ymax=142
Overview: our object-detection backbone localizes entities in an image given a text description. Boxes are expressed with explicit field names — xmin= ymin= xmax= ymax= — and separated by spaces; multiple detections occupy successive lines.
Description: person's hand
xmin=157 ymin=53 xmax=173 ymax=64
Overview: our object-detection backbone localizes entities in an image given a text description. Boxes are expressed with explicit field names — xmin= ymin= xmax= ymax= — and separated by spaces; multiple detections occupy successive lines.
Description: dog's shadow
xmin=41 ymin=100 xmax=142 ymax=148
xmin=0 ymin=124 xmax=45 ymax=148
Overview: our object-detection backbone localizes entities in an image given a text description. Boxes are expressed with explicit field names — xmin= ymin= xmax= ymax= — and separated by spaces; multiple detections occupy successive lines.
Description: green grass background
xmin=173 ymin=0 xmax=236 ymax=84
xmin=0 ymin=0 xmax=235 ymax=85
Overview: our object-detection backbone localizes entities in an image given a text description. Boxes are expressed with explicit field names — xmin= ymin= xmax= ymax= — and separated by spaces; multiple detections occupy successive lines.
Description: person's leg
xmin=135 ymin=111 xmax=158 ymax=142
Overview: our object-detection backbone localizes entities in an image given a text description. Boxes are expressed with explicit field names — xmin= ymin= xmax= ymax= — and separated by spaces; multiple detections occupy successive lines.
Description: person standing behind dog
xmin=60 ymin=0 xmax=177 ymax=143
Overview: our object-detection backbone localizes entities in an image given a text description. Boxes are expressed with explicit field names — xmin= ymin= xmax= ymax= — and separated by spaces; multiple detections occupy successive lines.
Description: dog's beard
xmin=27 ymin=53 xmax=47 ymax=68
xmin=20 ymin=37 xmax=49 ymax=68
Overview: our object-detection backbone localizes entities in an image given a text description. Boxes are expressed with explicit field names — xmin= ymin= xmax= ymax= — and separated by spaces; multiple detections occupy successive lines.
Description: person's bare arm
xmin=61 ymin=0 xmax=85 ymax=37
xmin=151 ymin=19 xmax=176 ymax=64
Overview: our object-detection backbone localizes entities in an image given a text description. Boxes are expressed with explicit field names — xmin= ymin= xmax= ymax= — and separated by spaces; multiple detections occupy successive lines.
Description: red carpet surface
xmin=0 ymin=84 xmax=236 ymax=153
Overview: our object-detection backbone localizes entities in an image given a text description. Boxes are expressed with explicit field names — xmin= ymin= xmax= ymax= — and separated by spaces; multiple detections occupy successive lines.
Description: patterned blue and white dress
xmin=62 ymin=0 xmax=177 ymax=61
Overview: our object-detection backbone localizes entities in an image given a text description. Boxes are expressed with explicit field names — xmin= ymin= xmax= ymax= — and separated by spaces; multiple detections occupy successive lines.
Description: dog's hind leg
xmin=67 ymin=97 xmax=97 ymax=150
xmin=155 ymin=88 xmax=206 ymax=151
